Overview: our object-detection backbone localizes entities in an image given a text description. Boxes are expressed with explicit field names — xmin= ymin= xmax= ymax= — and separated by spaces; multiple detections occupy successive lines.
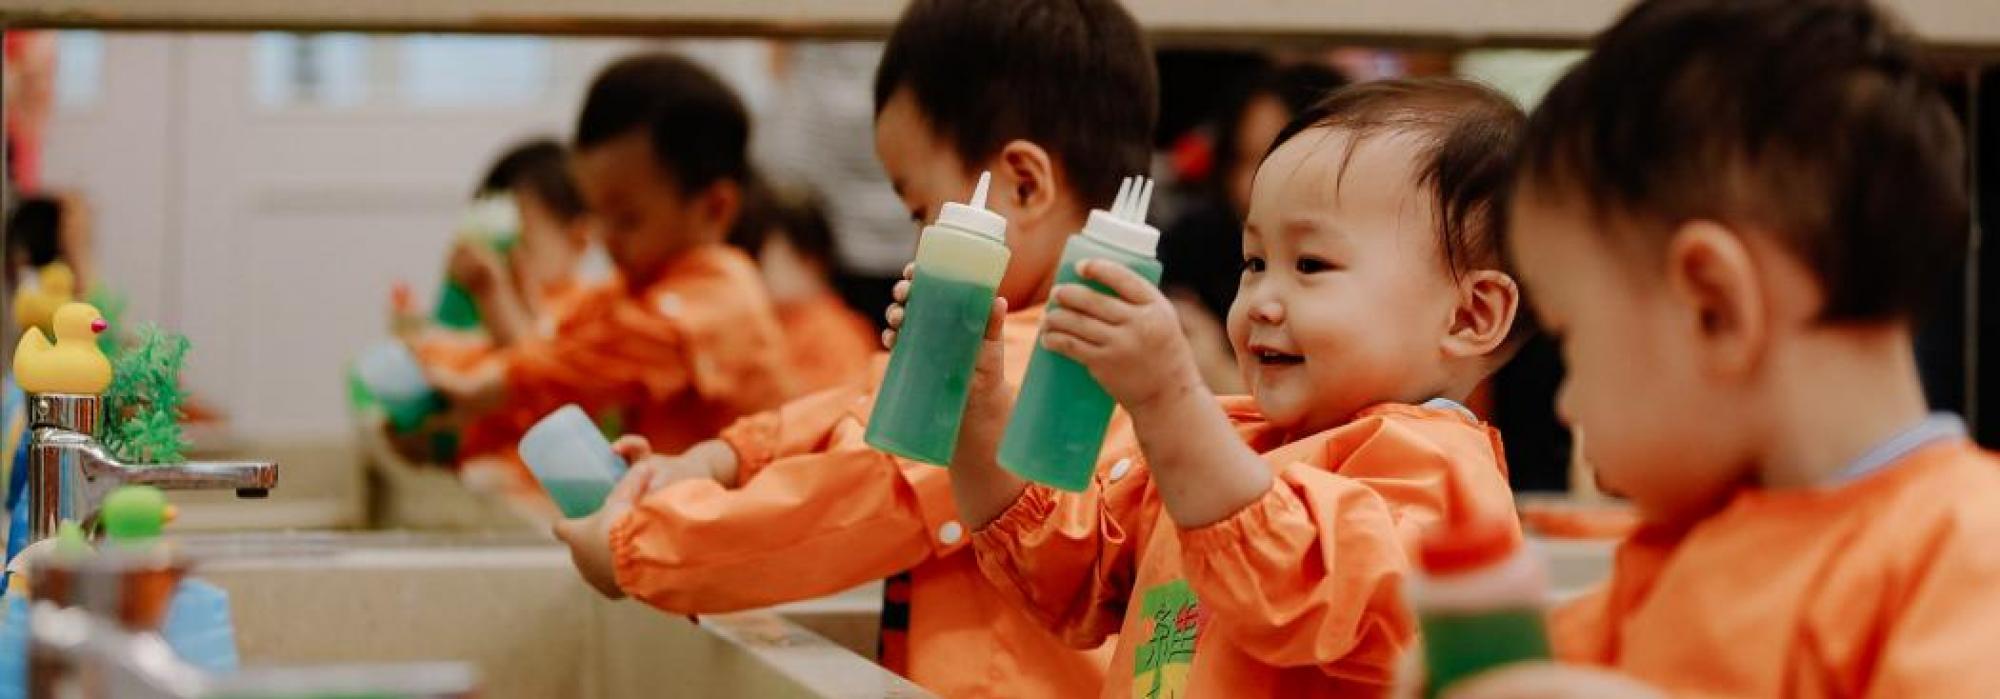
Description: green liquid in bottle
xmin=866 ymin=271 xmax=999 ymax=465
xmin=1420 ymin=608 xmax=1552 ymax=698
xmin=541 ymin=478 xmax=618 ymax=519
xmin=999 ymin=236 xmax=1162 ymax=491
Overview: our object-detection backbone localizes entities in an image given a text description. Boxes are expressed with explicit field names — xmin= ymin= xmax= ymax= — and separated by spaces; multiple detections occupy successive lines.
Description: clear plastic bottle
xmin=999 ymin=177 xmax=1162 ymax=491
xmin=865 ymin=172 xmax=1010 ymax=465
xmin=1412 ymin=519 xmax=1553 ymax=698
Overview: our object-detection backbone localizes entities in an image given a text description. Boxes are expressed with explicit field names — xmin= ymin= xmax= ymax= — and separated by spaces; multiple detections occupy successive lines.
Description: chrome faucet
xmin=23 ymin=393 xmax=278 ymax=544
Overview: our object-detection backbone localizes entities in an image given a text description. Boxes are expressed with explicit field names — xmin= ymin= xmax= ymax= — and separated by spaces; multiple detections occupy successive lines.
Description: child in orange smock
xmin=927 ymin=79 xmax=1532 ymax=697
xmin=1450 ymin=1 xmax=2000 ymax=697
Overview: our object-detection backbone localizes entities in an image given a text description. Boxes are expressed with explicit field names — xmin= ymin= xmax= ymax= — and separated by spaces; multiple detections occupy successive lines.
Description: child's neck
xmin=1755 ymin=324 xmax=1931 ymax=489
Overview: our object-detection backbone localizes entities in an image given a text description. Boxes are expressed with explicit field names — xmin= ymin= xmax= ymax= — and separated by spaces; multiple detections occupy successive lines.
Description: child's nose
xmin=1248 ymin=299 xmax=1284 ymax=325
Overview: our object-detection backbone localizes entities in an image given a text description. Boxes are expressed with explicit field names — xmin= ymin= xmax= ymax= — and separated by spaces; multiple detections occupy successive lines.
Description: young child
xmin=404 ymin=140 xmax=593 ymax=386
xmin=728 ymin=179 xmax=878 ymax=394
xmin=551 ymin=1 xmax=1157 ymax=695
xmin=925 ymin=79 xmax=1529 ymax=696
xmin=432 ymin=54 xmax=792 ymax=487
xmin=1450 ymin=1 xmax=2000 ymax=697
xmin=393 ymin=139 xmax=595 ymax=467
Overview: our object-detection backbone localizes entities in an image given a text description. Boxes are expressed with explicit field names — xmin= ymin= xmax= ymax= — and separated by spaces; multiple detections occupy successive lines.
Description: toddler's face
xmin=1508 ymin=188 xmax=1745 ymax=523
xmin=1229 ymin=128 xmax=1462 ymax=433
xmin=573 ymin=132 xmax=706 ymax=287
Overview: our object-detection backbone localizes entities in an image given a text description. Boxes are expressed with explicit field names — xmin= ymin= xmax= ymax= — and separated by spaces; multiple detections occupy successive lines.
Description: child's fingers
xmin=1076 ymin=260 xmax=1161 ymax=305
xmin=1043 ymin=308 xmax=1117 ymax=348
xmin=611 ymin=435 xmax=653 ymax=462
xmin=881 ymin=328 xmax=898 ymax=350
xmin=886 ymin=304 xmax=905 ymax=330
xmin=1041 ymin=329 xmax=1108 ymax=364
xmin=983 ymin=298 xmax=1009 ymax=341
xmin=551 ymin=518 xmax=580 ymax=545
xmin=607 ymin=462 xmax=650 ymax=505
xmin=1051 ymin=284 xmax=1134 ymax=324
xmin=900 ymin=262 xmax=915 ymax=281
xmin=891 ymin=279 xmax=911 ymax=304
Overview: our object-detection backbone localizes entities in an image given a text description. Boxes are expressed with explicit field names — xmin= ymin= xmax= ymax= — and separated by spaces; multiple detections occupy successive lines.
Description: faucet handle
xmin=28 ymin=393 xmax=102 ymax=434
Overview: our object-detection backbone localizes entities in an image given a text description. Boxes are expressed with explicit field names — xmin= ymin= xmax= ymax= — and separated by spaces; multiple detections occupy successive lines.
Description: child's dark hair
xmin=1517 ymin=0 xmax=1966 ymax=322
xmin=6 ymin=197 xmax=63 ymax=269
xmin=731 ymin=179 xmax=842 ymax=271
xmin=476 ymin=138 xmax=587 ymax=222
xmin=873 ymin=0 xmax=1158 ymax=208
xmin=575 ymin=53 xmax=749 ymax=195
xmin=1270 ymin=78 xmax=1526 ymax=281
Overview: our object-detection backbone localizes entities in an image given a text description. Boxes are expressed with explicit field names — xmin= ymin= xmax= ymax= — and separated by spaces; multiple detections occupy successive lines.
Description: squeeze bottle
xmin=1412 ymin=519 xmax=1552 ymax=698
xmin=999 ymin=177 xmax=1163 ymax=491
xmin=865 ymin=172 xmax=1010 ymax=465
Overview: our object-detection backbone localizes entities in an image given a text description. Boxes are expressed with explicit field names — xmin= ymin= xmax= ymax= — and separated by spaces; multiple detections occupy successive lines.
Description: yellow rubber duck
xmin=14 ymin=302 xmax=112 ymax=395
xmin=12 ymin=262 xmax=76 ymax=336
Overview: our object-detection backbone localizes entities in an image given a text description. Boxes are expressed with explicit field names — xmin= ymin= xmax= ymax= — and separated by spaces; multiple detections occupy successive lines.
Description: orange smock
xmin=776 ymin=291 xmax=879 ymax=395
xmin=1553 ymin=432 xmax=2000 ymax=697
xmin=609 ymin=305 xmax=1115 ymax=698
xmin=974 ymin=401 xmax=1519 ymax=698
xmin=467 ymin=245 xmax=792 ymax=461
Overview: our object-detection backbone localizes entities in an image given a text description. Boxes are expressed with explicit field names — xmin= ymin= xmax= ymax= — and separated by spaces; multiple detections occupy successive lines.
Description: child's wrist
xmin=1124 ymin=360 xmax=1207 ymax=422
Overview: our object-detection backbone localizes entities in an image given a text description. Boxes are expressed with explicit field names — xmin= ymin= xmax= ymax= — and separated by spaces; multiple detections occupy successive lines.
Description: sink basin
xmin=185 ymin=532 xmax=929 ymax=698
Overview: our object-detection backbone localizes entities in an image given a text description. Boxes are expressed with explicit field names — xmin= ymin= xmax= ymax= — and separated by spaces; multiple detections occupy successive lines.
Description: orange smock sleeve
xmin=608 ymin=410 xmax=966 ymax=614
xmin=972 ymin=461 xmax=1161 ymax=649
xmin=1177 ymin=409 xmax=1518 ymax=682
xmin=717 ymin=360 xmax=883 ymax=486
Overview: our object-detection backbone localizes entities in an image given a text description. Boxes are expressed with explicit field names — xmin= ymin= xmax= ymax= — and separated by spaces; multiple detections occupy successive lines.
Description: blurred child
xmin=552 ymin=1 xmax=1156 ymax=695
xmin=1450 ymin=1 xmax=2000 ymax=697
xmin=729 ymin=180 xmax=877 ymax=394
xmin=932 ymin=79 xmax=1527 ymax=696
xmin=405 ymin=139 xmax=593 ymax=377
xmin=390 ymin=139 xmax=594 ymax=466
xmin=432 ymin=54 xmax=791 ymax=492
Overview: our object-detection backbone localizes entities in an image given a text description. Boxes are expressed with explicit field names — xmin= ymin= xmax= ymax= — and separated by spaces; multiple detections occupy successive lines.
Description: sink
xmin=184 ymin=532 xmax=929 ymax=698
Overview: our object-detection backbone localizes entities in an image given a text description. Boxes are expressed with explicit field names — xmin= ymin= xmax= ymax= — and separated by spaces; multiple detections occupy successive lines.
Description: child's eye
xmin=1240 ymin=256 xmax=1266 ymax=274
xmin=909 ymin=208 xmax=927 ymax=225
xmin=1295 ymin=256 xmax=1338 ymax=274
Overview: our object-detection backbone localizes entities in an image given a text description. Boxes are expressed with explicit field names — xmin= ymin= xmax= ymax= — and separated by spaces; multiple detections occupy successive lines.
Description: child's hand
xmin=447 ymin=238 xmax=506 ymax=292
xmin=552 ymin=465 xmax=648 ymax=599
xmin=1442 ymin=662 xmax=1666 ymax=699
xmin=426 ymin=361 xmax=505 ymax=415
xmin=1043 ymin=260 xmax=1201 ymax=415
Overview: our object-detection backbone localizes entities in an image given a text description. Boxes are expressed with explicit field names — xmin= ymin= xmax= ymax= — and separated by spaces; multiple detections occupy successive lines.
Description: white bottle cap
xmin=933 ymin=171 xmax=1008 ymax=243
xmin=1082 ymin=176 xmax=1160 ymax=257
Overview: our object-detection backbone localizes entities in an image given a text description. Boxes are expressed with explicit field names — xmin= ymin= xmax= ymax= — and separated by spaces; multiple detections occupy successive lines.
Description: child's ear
xmin=992 ymin=140 xmax=1058 ymax=227
xmin=696 ymin=180 xmax=744 ymax=241
xmin=1443 ymin=269 xmax=1520 ymax=359
xmin=1663 ymin=220 xmax=1767 ymax=378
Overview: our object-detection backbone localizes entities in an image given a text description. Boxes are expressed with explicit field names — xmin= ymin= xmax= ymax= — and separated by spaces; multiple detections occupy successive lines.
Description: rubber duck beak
xmin=91 ymin=318 xmax=108 ymax=334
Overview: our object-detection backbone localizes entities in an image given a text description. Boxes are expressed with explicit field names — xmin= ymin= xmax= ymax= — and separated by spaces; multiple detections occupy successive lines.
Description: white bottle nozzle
xmin=933 ymin=170 xmax=1008 ymax=243
xmin=969 ymin=171 xmax=992 ymax=210
xmin=1083 ymin=174 xmax=1162 ymax=257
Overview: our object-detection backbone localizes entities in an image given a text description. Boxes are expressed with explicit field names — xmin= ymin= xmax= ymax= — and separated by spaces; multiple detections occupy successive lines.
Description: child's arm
xmin=556 ymin=435 xmax=955 ymax=612
xmin=875 ymin=267 xmax=1150 ymax=646
xmin=1039 ymin=260 xmax=1269 ymax=528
